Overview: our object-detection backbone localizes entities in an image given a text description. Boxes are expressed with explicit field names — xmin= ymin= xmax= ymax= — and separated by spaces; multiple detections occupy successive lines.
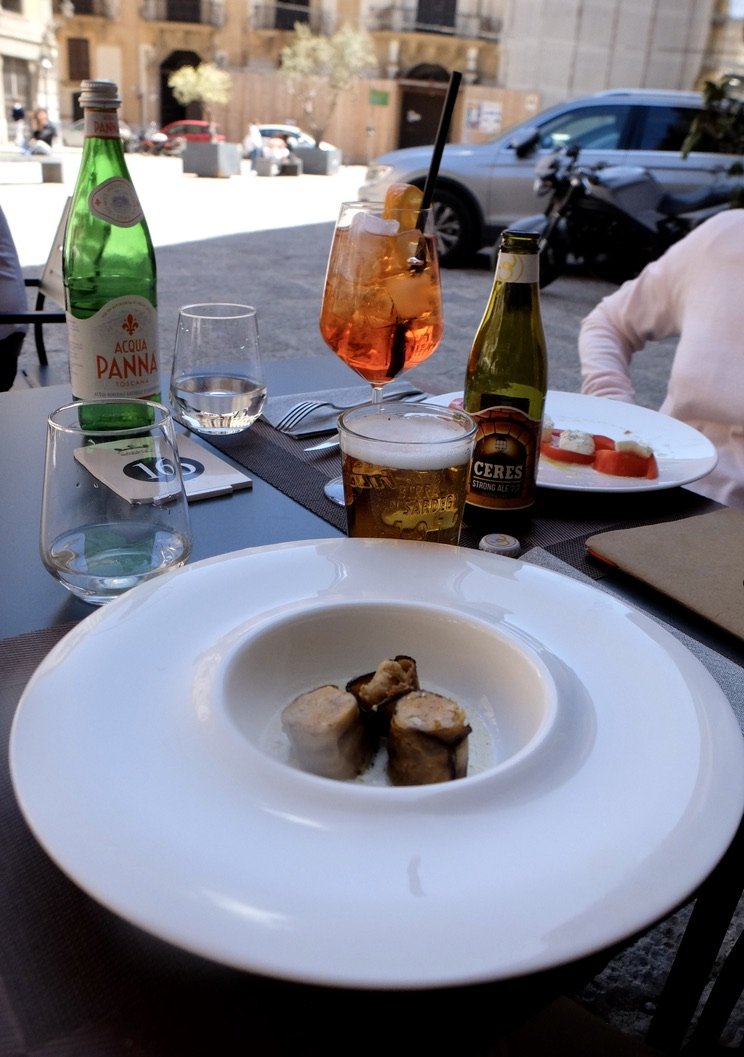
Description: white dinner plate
xmin=10 ymin=539 xmax=744 ymax=989
xmin=431 ymin=390 xmax=718 ymax=493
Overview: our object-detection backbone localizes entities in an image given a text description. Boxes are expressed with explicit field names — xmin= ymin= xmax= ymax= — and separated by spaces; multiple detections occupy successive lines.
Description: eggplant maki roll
xmin=346 ymin=655 xmax=420 ymax=734
xmin=282 ymin=685 xmax=375 ymax=780
xmin=387 ymin=691 xmax=471 ymax=786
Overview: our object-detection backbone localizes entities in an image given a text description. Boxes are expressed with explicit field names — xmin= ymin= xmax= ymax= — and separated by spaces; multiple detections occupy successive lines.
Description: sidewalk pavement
xmin=4 ymin=150 xmax=675 ymax=404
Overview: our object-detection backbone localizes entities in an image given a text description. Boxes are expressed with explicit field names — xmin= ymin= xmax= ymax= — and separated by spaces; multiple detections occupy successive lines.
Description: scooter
xmin=508 ymin=141 xmax=742 ymax=287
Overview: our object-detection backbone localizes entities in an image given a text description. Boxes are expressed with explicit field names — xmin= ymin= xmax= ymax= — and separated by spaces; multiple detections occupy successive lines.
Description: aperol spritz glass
xmin=319 ymin=199 xmax=444 ymax=503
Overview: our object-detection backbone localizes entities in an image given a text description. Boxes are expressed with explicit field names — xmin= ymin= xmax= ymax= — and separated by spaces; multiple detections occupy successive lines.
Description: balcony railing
xmin=252 ymin=4 xmax=335 ymax=34
xmin=58 ymin=0 xmax=120 ymax=16
xmin=369 ymin=4 xmax=501 ymax=39
xmin=140 ymin=0 xmax=225 ymax=26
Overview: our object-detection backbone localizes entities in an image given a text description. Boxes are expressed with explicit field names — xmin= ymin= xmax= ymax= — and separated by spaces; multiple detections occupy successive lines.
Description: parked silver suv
xmin=359 ymin=89 xmax=735 ymax=266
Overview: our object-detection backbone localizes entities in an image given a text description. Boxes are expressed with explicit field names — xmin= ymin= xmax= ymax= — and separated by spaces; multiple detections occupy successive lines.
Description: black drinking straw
xmin=417 ymin=69 xmax=463 ymax=229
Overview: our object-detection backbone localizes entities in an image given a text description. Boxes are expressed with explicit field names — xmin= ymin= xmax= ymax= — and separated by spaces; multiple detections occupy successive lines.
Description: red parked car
xmin=143 ymin=119 xmax=225 ymax=153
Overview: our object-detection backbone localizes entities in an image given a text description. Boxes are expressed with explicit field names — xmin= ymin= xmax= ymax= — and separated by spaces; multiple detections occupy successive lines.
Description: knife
xmin=303 ymin=393 xmax=431 ymax=452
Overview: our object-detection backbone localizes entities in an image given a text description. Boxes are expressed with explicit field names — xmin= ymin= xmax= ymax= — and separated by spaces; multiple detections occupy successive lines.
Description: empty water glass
xmin=170 ymin=303 xmax=267 ymax=435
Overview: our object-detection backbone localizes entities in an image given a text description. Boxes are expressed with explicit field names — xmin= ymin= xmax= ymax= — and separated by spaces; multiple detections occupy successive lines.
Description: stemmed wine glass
xmin=318 ymin=199 xmax=444 ymax=504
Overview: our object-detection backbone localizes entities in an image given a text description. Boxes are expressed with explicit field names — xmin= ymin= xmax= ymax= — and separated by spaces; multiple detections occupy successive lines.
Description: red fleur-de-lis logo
xmin=122 ymin=313 xmax=139 ymax=336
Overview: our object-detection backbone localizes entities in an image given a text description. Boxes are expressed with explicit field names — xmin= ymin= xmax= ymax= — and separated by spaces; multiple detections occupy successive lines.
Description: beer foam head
xmin=339 ymin=405 xmax=475 ymax=470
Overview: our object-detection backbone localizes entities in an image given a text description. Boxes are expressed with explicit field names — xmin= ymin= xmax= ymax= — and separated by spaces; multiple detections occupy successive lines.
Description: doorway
xmin=159 ymin=50 xmax=202 ymax=126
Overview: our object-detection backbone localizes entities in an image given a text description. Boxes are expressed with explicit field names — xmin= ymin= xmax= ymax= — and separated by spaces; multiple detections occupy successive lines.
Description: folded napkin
xmin=262 ymin=382 xmax=423 ymax=437
xmin=585 ymin=507 xmax=744 ymax=643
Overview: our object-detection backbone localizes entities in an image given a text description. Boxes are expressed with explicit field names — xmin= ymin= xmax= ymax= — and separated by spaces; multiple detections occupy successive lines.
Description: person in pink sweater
xmin=578 ymin=209 xmax=744 ymax=509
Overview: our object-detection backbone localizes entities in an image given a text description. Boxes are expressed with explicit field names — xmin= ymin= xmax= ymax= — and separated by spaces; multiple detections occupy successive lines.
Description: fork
xmin=273 ymin=389 xmax=424 ymax=433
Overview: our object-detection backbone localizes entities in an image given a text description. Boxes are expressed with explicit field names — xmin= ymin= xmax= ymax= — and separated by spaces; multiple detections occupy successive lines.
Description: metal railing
xmin=139 ymin=0 xmax=225 ymax=25
xmin=251 ymin=3 xmax=335 ymax=34
xmin=369 ymin=4 xmax=501 ymax=39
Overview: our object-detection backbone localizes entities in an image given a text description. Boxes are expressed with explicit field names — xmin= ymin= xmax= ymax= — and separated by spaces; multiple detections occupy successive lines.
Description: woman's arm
xmin=578 ymin=246 xmax=685 ymax=403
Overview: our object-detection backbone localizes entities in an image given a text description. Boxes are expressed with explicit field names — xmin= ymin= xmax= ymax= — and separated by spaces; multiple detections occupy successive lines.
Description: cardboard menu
xmin=586 ymin=507 xmax=744 ymax=642
xmin=74 ymin=433 xmax=252 ymax=503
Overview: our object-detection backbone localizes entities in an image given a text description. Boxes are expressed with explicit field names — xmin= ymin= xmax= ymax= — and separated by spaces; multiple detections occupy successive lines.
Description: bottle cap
xmin=478 ymin=533 xmax=521 ymax=557
xmin=79 ymin=80 xmax=120 ymax=108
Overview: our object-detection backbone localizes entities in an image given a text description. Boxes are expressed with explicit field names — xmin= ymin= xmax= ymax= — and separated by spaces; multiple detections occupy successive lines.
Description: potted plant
xmin=168 ymin=62 xmax=240 ymax=177
xmin=280 ymin=24 xmax=377 ymax=174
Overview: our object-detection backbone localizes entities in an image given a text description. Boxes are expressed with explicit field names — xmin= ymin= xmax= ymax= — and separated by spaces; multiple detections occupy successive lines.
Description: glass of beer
xmin=337 ymin=401 xmax=477 ymax=545
xmin=319 ymin=200 xmax=444 ymax=503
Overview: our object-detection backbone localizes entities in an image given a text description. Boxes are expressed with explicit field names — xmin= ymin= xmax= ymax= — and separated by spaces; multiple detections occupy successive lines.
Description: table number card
xmin=74 ymin=433 xmax=252 ymax=503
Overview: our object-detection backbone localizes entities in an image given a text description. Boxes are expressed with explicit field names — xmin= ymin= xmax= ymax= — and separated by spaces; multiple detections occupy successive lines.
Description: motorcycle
xmin=508 ymin=140 xmax=742 ymax=287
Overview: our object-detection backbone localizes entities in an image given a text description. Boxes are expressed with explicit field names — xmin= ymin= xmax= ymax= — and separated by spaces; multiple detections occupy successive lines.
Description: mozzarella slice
xmin=558 ymin=429 xmax=595 ymax=456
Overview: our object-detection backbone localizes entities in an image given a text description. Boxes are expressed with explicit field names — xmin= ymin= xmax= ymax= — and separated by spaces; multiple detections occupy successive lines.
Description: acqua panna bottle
xmin=63 ymin=79 xmax=159 ymax=429
xmin=462 ymin=229 xmax=548 ymax=530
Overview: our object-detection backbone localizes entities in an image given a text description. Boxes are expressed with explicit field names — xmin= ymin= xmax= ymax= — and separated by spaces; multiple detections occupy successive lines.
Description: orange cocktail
xmin=319 ymin=201 xmax=443 ymax=391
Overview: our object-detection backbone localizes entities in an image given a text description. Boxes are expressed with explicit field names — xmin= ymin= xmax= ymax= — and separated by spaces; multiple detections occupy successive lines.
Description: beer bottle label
xmin=68 ymin=295 xmax=159 ymax=401
xmin=88 ymin=177 xmax=144 ymax=228
xmin=467 ymin=400 xmax=540 ymax=510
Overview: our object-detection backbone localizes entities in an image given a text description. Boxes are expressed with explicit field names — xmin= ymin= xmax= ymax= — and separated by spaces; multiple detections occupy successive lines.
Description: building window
xmin=71 ymin=0 xmax=95 ymax=13
xmin=275 ymin=0 xmax=309 ymax=30
xmin=167 ymin=0 xmax=201 ymax=21
xmin=3 ymin=56 xmax=30 ymax=111
xmin=68 ymin=38 xmax=91 ymax=83
xmin=1 ymin=0 xmax=23 ymax=12
xmin=416 ymin=0 xmax=456 ymax=32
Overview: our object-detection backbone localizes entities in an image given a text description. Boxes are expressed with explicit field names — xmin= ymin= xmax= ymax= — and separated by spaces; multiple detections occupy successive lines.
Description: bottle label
xmin=496 ymin=252 xmax=539 ymax=284
xmin=68 ymin=295 xmax=159 ymax=401
xmin=466 ymin=401 xmax=540 ymax=511
xmin=84 ymin=109 xmax=121 ymax=140
xmin=89 ymin=177 xmax=144 ymax=228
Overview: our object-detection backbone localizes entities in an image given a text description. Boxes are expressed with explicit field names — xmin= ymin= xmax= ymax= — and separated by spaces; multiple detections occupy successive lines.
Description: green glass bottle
xmin=63 ymin=80 xmax=159 ymax=429
xmin=463 ymin=230 xmax=548 ymax=530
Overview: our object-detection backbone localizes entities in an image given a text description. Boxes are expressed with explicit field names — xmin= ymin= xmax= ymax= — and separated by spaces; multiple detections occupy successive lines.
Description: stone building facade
xmin=2 ymin=0 xmax=744 ymax=161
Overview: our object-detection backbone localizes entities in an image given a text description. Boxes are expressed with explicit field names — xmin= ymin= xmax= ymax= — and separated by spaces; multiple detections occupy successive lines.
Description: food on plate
xmin=284 ymin=656 xmax=472 ymax=785
xmin=281 ymin=685 xmax=374 ymax=780
xmin=346 ymin=655 xmax=419 ymax=733
xmin=541 ymin=414 xmax=554 ymax=442
xmin=540 ymin=426 xmax=658 ymax=478
xmin=594 ymin=447 xmax=659 ymax=479
xmin=387 ymin=691 xmax=472 ymax=786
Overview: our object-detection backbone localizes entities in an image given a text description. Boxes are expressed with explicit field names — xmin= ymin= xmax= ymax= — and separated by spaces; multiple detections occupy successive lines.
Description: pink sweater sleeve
xmin=578 ymin=252 xmax=683 ymax=404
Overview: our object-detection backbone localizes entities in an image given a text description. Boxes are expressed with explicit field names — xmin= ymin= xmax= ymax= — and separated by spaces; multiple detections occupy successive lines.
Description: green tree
xmin=168 ymin=62 xmax=232 ymax=139
xmin=280 ymin=24 xmax=377 ymax=147
xmin=683 ymin=73 xmax=744 ymax=173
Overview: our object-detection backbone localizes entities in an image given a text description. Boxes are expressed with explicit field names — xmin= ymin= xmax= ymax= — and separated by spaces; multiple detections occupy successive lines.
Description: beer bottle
xmin=463 ymin=230 xmax=547 ymax=530
xmin=63 ymin=79 xmax=158 ymax=429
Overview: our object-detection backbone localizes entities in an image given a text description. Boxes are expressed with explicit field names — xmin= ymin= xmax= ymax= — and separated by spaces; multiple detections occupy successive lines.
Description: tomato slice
xmin=539 ymin=440 xmax=595 ymax=465
xmin=594 ymin=449 xmax=659 ymax=479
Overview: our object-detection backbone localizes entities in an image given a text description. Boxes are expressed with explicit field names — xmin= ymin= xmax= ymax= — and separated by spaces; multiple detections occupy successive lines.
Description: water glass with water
xmin=169 ymin=303 xmax=266 ymax=435
xmin=40 ymin=400 xmax=193 ymax=605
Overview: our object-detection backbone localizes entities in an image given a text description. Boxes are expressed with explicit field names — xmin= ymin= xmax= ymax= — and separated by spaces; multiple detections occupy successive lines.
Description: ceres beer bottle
xmin=63 ymin=79 xmax=158 ymax=429
xmin=463 ymin=230 xmax=547 ymax=529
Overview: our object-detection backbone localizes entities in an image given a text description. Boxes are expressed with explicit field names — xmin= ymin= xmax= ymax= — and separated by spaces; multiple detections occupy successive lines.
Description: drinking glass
xmin=40 ymin=400 xmax=193 ymax=605
xmin=338 ymin=401 xmax=476 ymax=545
xmin=319 ymin=201 xmax=444 ymax=503
xmin=169 ymin=303 xmax=266 ymax=435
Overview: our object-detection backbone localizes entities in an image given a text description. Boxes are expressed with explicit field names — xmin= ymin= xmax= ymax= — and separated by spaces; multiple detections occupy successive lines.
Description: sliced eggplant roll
xmin=387 ymin=690 xmax=471 ymax=786
xmin=281 ymin=685 xmax=375 ymax=780
xmin=346 ymin=655 xmax=420 ymax=733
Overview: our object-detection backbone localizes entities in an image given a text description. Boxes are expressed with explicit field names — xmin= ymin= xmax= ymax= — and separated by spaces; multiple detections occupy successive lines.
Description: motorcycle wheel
xmin=429 ymin=188 xmax=476 ymax=267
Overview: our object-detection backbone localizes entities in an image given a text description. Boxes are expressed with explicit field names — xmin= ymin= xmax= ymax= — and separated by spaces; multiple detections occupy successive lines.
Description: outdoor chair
xmin=645 ymin=814 xmax=744 ymax=1054
xmin=0 ymin=198 xmax=69 ymax=385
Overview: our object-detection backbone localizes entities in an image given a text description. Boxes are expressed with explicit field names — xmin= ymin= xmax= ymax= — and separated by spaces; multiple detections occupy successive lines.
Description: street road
xmin=4 ymin=152 xmax=674 ymax=402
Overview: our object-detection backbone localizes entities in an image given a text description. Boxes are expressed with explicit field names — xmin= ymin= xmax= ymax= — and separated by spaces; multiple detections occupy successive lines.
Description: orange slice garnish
xmin=383 ymin=183 xmax=424 ymax=230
